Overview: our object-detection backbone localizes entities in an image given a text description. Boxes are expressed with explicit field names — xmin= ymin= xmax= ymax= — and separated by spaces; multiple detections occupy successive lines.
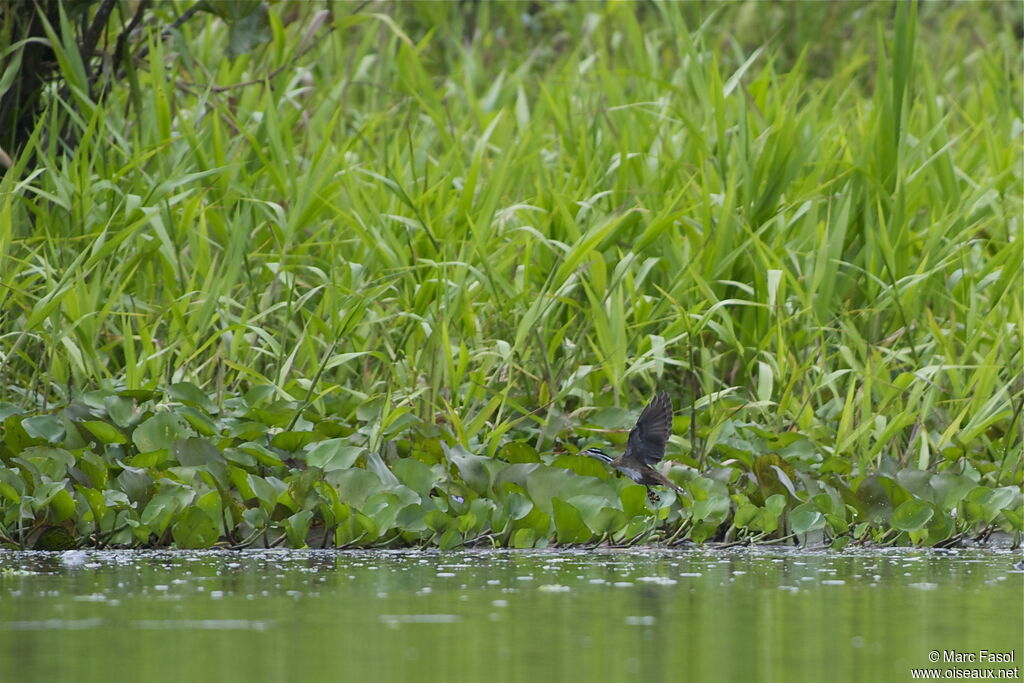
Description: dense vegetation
xmin=0 ymin=2 xmax=1020 ymax=550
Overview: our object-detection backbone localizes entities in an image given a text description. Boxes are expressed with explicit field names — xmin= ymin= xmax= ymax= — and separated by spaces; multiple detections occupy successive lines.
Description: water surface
xmin=1 ymin=548 xmax=1020 ymax=683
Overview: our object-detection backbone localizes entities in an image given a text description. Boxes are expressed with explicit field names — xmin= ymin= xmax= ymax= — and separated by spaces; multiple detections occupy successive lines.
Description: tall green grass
xmin=0 ymin=1 xmax=1020 ymax=483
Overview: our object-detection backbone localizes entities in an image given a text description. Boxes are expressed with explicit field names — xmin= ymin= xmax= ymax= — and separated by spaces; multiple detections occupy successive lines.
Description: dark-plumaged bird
xmin=579 ymin=392 xmax=685 ymax=503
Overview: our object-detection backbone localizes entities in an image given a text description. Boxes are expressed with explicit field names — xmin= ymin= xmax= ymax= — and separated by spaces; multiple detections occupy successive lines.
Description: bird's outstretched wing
xmin=625 ymin=392 xmax=673 ymax=466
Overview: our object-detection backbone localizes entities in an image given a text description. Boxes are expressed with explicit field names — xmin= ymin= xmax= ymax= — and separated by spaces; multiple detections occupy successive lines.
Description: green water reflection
xmin=0 ymin=548 xmax=1020 ymax=683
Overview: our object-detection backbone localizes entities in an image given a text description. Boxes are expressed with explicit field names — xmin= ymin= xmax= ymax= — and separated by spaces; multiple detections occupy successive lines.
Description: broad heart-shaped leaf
xmin=550 ymin=454 xmax=609 ymax=479
xmin=21 ymin=415 xmax=65 ymax=444
xmin=896 ymin=468 xmax=935 ymax=503
xmin=511 ymin=527 xmax=535 ymax=548
xmin=891 ymin=499 xmax=934 ymax=532
xmin=930 ymin=473 xmax=976 ymax=510
xmin=141 ymin=483 xmax=193 ymax=536
xmin=552 ymin=497 xmax=592 ymax=544
xmin=392 ymin=458 xmax=438 ymax=499
xmin=133 ymin=413 xmax=192 ymax=452
xmin=168 ymin=382 xmax=217 ymax=414
xmin=172 ymin=506 xmax=220 ymax=549
xmin=789 ymin=502 xmax=825 ymax=534
xmin=284 ymin=510 xmax=314 ymax=548
xmin=80 ymin=420 xmax=127 ymax=444
xmin=444 ymin=444 xmax=493 ymax=494
xmin=172 ymin=438 xmax=223 ymax=466
xmin=855 ymin=475 xmax=894 ymax=523
xmin=620 ymin=484 xmax=649 ymax=518
xmin=304 ymin=439 xmax=363 ymax=472
xmin=19 ymin=446 xmax=75 ymax=480
xmin=502 ymin=441 xmax=542 ymax=463
xmin=526 ymin=465 xmax=615 ymax=515
xmin=328 ymin=468 xmax=383 ymax=510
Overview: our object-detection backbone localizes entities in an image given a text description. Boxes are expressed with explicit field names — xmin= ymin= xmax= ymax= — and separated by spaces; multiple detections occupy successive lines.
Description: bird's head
xmin=577 ymin=447 xmax=613 ymax=464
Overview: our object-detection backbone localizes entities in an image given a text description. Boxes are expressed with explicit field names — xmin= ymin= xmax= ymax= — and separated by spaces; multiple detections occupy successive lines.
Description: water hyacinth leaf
xmin=891 ymin=499 xmax=934 ymax=532
xmin=765 ymin=493 xmax=787 ymax=518
xmin=329 ymin=468 xmax=383 ymax=510
xmin=133 ymin=413 xmax=191 ymax=452
xmin=172 ymin=438 xmax=223 ymax=466
xmin=75 ymin=485 xmax=108 ymax=526
xmin=502 ymin=441 xmax=542 ymax=463
xmin=734 ymin=503 xmax=759 ymax=528
xmin=855 ymin=475 xmax=894 ymax=523
xmin=242 ymin=506 xmax=269 ymax=530
xmin=551 ymin=454 xmax=609 ymax=479
xmin=168 ymin=382 xmax=217 ymax=414
xmin=896 ymin=469 xmax=934 ymax=503
xmin=284 ymin=510 xmax=314 ymax=548
xmin=980 ymin=486 xmax=1019 ymax=522
xmin=80 ymin=420 xmax=127 ymax=445
xmin=438 ymin=528 xmax=463 ymax=550
xmin=364 ymin=451 xmax=401 ymax=488
xmin=513 ymin=505 xmax=551 ymax=538
xmin=396 ymin=504 xmax=429 ymax=532
xmin=552 ymin=497 xmax=591 ymax=544
xmin=48 ymin=487 xmax=77 ymax=524
xmin=172 ymin=506 xmax=220 ymax=549
xmin=511 ymin=527 xmax=535 ymax=548
xmin=590 ymin=507 xmax=629 ymax=535
xmin=128 ymin=449 xmax=168 ymax=468
xmin=444 ymin=444 xmax=493 ymax=494
xmin=116 ymin=462 xmax=154 ymax=503
xmin=20 ymin=446 xmax=75 ymax=480
xmin=177 ymin=406 xmax=218 ymax=436
xmin=620 ymin=484 xmax=649 ymax=518
xmin=21 ymin=416 xmax=65 ymax=444
xmin=424 ymin=509 xmax=456 ymax=532
xmin=304 ymin=439 xmax=363 ymax=472
xmin=493 ymin=463 xmax=541 ymax=491
xmin=930 ymin=473 xmax=977 ymax=510
xmin=247 ymin=474 xmax=285 ymax=510
xmin=117 ymin=389 xmax=161 ymax=402
xmin=362 ymin=492 xmax=403 ymax=532
xmin=525 ymin=466 xmax=576 ymax=514
xmin=925 ymin=504 xmax=954 ymax=543
xmin=103 ymin=396 xmax=138 ymax=428
xmin=0 ymin=468 xmax=24 ymax=502
xmin=789 ymin=502 xmax=825 ymax=534
xmin=237 ymin=442 xmax=286 ymax=467
xmin=77 ymin=452 xmax=108 ymax=489
xmin=392 ymin=458 xmax=438 ymax=498
xmin=271 ymin=431 xmax=322 ymax=452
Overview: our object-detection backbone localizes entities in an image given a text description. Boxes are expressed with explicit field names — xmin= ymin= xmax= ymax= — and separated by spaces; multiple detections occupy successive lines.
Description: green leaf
xmin=329 ymin=469 xmax=383 ymax=510
xmin=789 ymin=502 xmax=825 ymax=534
xmin=284 ymin=510 xmax=314 ymax=548
xmin=891 ymin=499 xmax=934 ymax=532
xmin=392 ymin=458 xmax=437 ymax=498
xmin=445 ymin=444 xmax=493 ymax=494
xmin=511 ymin=527 xmax=535 ymax=548
xmin=80 ymin=420 xmax=127 ymax=445
xmin=168 ymin=382 xmax=217 ymax=414
xmin=271 ymin=431 xmax=322 ymax=452
xmin=172 ymin=506 xmax=220 ymax=549
xmin=133 ymin=413 xmax=191 ymax=452
xmin=552 ymin=497 xmax=592 ymax=544
xmin=172 ymin=438 xmax=223 ymax=466
xmin=502 ymin=441 xmax=542 ymax=463
xmin=930 ymin=473 xmax=976 ymax=510
xmin=21 ymin=416 xmax=65 ymax=444
xmin=304 ymin=439 xmax=363 ymax=472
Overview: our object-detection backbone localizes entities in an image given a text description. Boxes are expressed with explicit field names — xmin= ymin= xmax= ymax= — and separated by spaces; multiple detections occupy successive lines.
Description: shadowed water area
xmin=1 ymin=548 xmax=1020 ymax=682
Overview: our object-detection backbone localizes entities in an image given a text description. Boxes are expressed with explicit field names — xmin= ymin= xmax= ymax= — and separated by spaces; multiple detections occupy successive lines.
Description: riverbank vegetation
xmin=0 ymin=1 xmax=1020 ymax=549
